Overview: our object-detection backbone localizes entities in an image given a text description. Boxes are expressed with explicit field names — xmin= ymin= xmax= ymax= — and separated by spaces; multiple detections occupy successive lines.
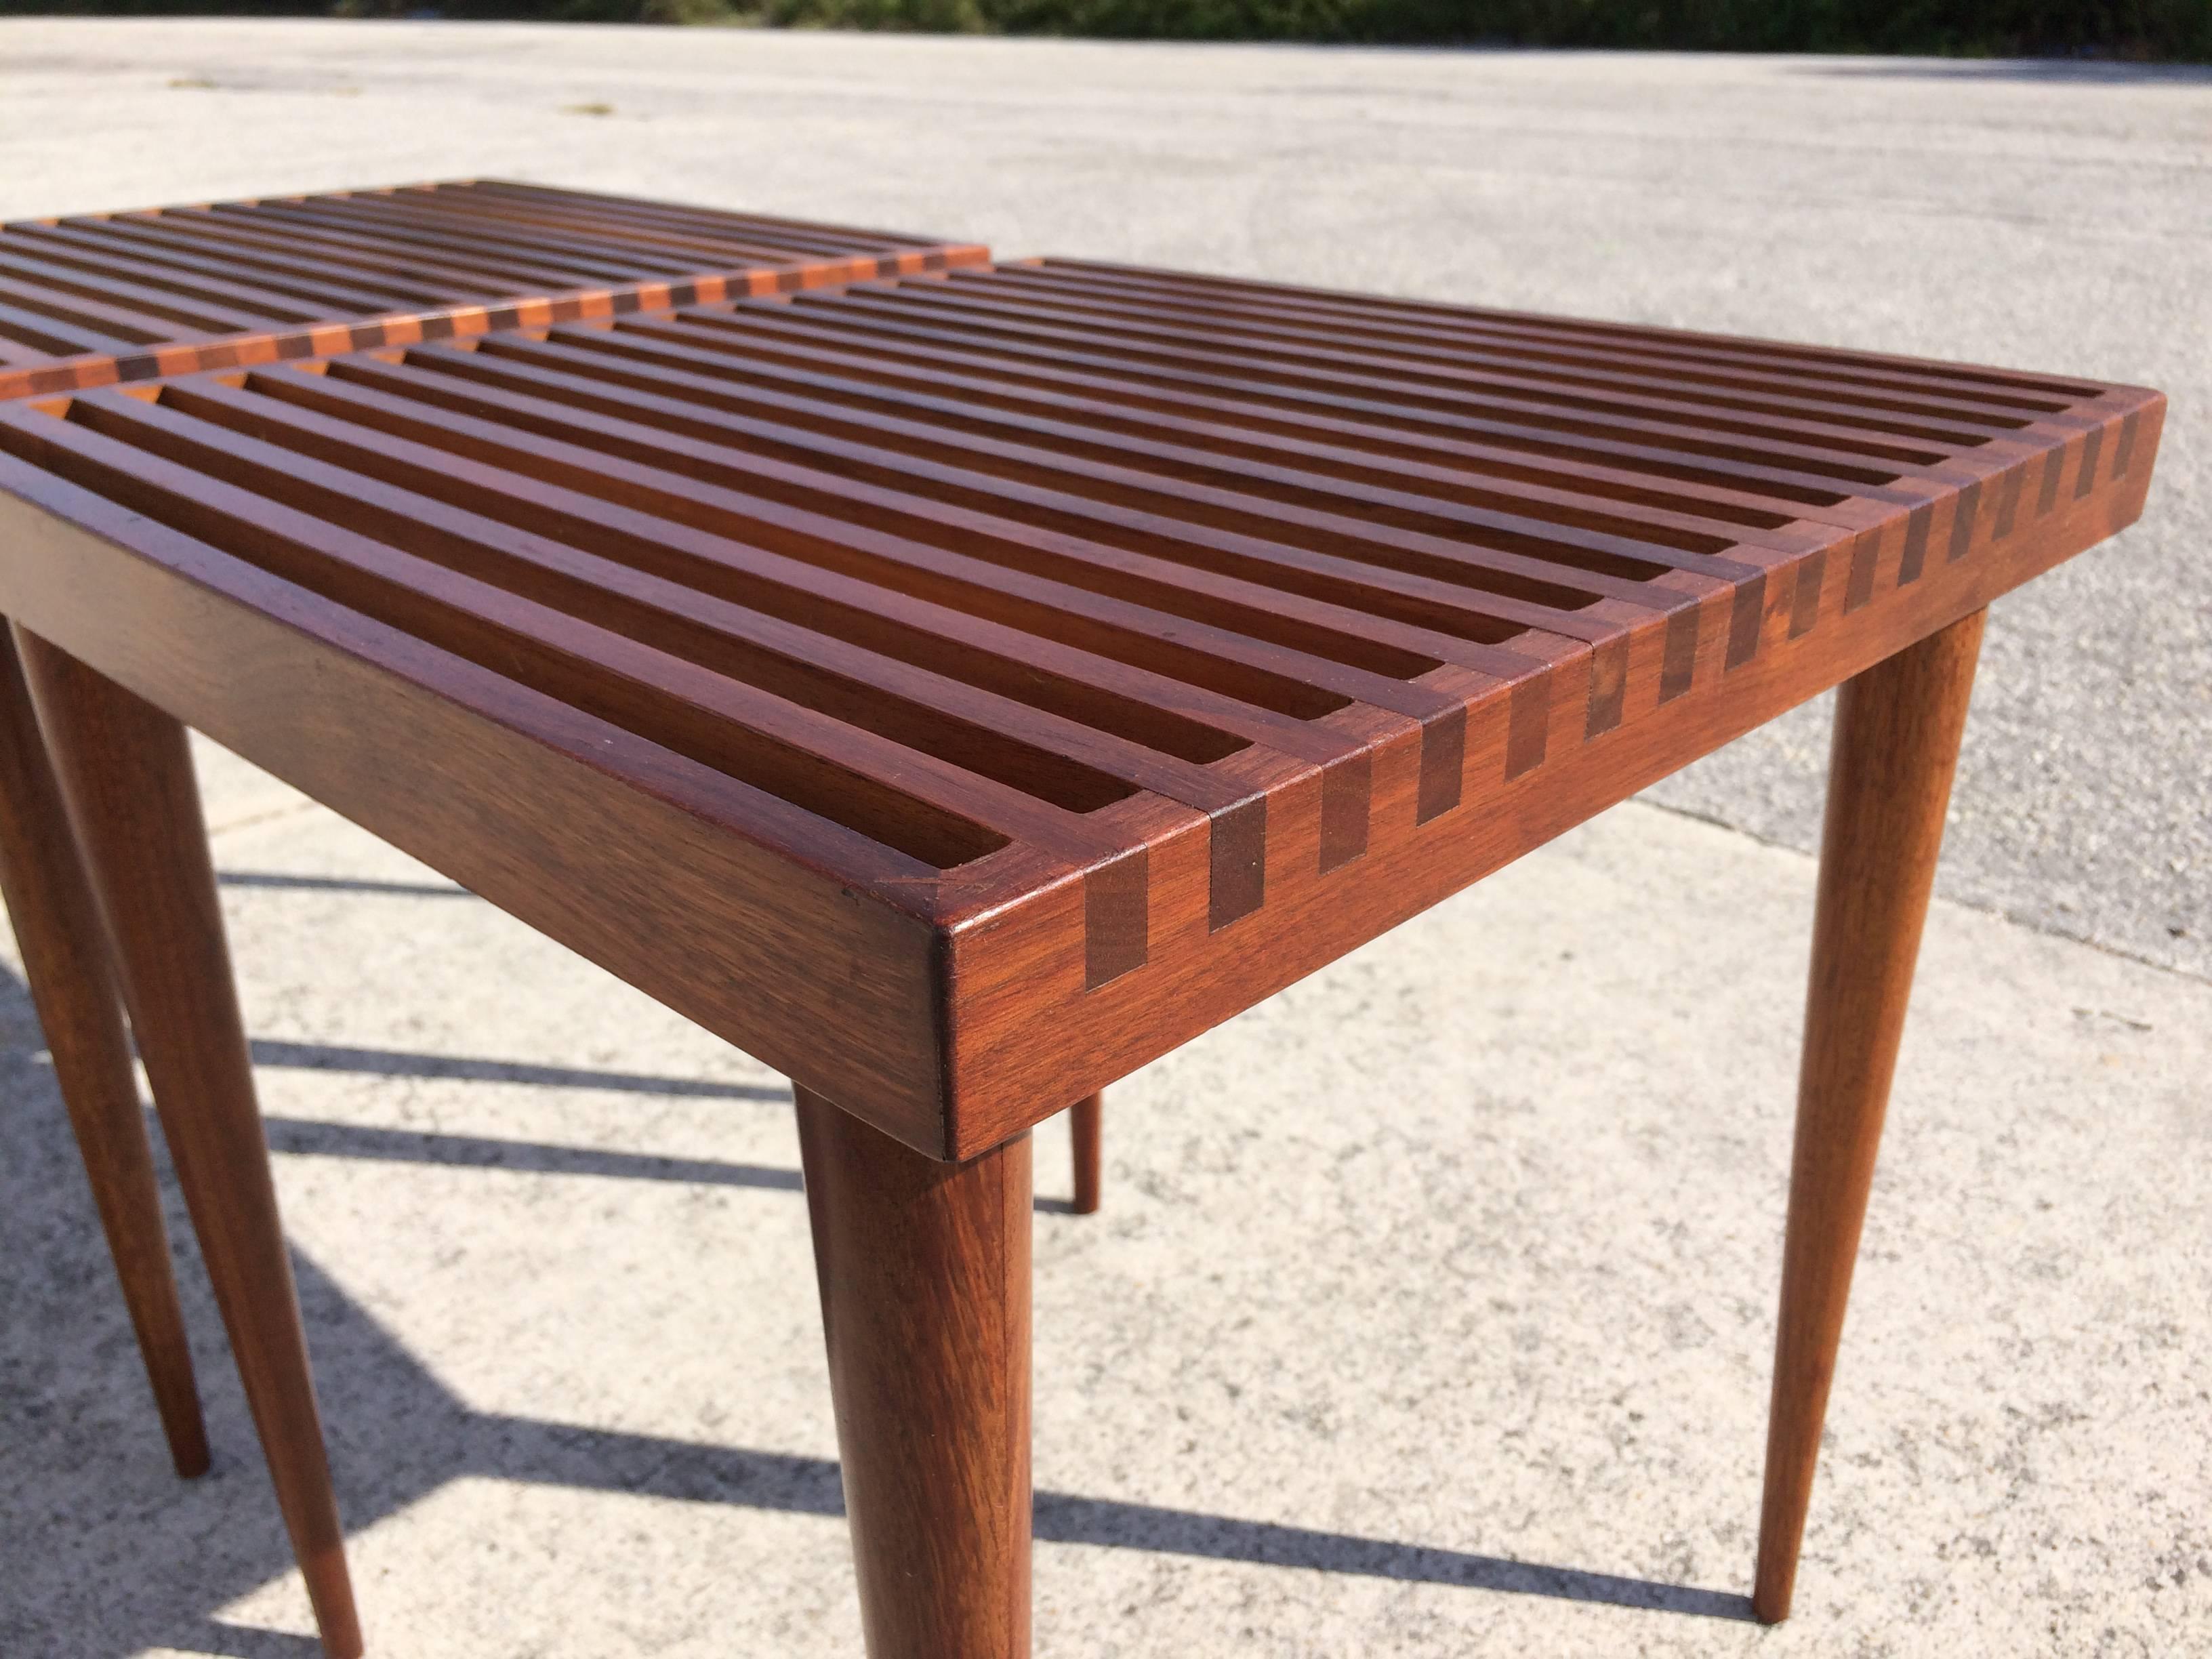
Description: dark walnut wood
xmin=0 ymin=628 xmax=209 ymax=1477
xmin=17 ymin=632 xmax=363 ymax=1659
xmin=0 ymin=260 xmax=2160 ymax=1159
xmin=796 ymin=1088 xmax=1032 ymax=1659
xmin=0 ymin=178 xmax=988 ymax=403
xmin=0 ymin=253 xmax=2163 ymax=1652
xmin=0 ymin=177 xmax=993 ymax=1621
xmin=1755 ymin=607 xmax=1987 ymax=1623
xmin=1069 ymin=1092 xmax=1103 ymax=1215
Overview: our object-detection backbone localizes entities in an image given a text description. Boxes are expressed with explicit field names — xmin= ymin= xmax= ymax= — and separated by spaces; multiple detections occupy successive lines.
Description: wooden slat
xmin=0 ymin=258 xmax=2162 ymax=1155
xmin=0 ymin=179 xmax=991 ymax=403
xmin=464 ymin=179 xmax=966 ymax=261
xmin=834 ymin=281 xmax=1969 ymax=480
xmin=383 ymin=184 xmax=890 ymax=274
xmin=616 ymin=305 xmax=1827 ymax=551
xmin=213 ymin=197 xmax=669 ymax=289
xmin=0 ymin=245 xmax=279 ymax=336
xmin=1034 ymin=258 xmax=2109 ymax=401
xmin=781 ymin=283 xmax=1942 ymax=507
xmin=655 ymin=296 xmax=1900 ymax=531
xmin=0 ymin=300 xmax=138 ymax=360
xmin=7 ymin=219 xmax=428 ymax=319
xmin=96 ymin=210 xmax=523 ymax=308
xmin=981 ymin=263 xmax=2085 ymax=426
xmin=918 ymin=272 xmax=2029 ymax=450
xmin=298 ymin=350 xmax=1528 ymax=708
xmin=151 ymin=375 xmax=1343 ymax=771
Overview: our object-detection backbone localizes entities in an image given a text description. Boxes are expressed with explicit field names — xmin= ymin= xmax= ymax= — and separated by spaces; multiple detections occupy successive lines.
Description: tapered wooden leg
xmin=1071 ymin=1091 xmax=1102 ymax=1215
xmin=795 ymin=1087 xmax=1031 ymax=1659
xmin=0 ymin=627 xmax=209 ymax=1477
xmin=1754 ymin=609 xmax=1986 ymax=1624
xmin=17 ymin=628 xmax=363 ymax=1659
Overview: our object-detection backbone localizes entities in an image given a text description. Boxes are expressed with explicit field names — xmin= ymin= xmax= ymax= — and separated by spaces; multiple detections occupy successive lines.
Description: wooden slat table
xmin=0 ymin=257 xmax=2162 ymax=1658
xmin=0 ymin=178 xmax=987 ymax=401
xmin=0 ymin=181 xmax=989 ymax=1659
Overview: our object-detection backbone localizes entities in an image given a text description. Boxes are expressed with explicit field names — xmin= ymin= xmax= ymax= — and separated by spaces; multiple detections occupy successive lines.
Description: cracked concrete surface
xmin=0 ymin=25 xmax=2207 ymax=1659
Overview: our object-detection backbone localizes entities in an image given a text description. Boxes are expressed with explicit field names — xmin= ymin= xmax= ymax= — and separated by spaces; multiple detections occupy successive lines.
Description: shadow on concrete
xmin=1031 ymin=1495 xmax=1755 ymax=1619
xmin=263 ymin=1110 xmax=1093 ymax=1216
xmin=217 ymin=870 xmax=479 ymax=899
xmin=249 ymin=1038 xmax=790 ymax=1102
xmin=3 ymin=961 xmax=1753 ymax=1656
xmin=494 ymin=1415 xmax=1755 ymax=1619
xmin=154 ymin=1622 xmax=328 ymax=1659
xmin=262 ymin=1113 xmax=807 ymax=1191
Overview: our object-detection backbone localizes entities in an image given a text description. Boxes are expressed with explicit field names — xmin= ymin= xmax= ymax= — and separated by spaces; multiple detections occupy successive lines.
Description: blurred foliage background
xmin=4 ymin=0 xmax=2207 ymax=58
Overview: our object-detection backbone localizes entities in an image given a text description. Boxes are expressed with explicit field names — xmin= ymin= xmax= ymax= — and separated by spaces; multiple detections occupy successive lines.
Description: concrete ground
xmin=0 ymin=24 xmax=2207 ymax=1659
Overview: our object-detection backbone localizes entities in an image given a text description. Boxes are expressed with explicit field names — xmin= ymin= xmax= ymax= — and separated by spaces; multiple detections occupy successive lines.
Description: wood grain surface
xmin=18 ymin=631 xmax=363 ymax=1659
xmin=0 ymin=243 xmax=2168 ymax=1656
xmin=0 ymin=176 xmax=985 ymax=1657
xmin=1754 ymin=608 xmax=1988 ymax=1624
xmin=0 ymin=626 xmax=208 ymax=1477
xmin=796 ymin=1087 xmax=1032 ymax=1659
xmin=0 ymin=258 xmax=2163 ymax=1160
xmin=0 ymin=178 xmax=988 ymax=403
xmin=1069 ymin=1092 xmax=1103 ymax=1215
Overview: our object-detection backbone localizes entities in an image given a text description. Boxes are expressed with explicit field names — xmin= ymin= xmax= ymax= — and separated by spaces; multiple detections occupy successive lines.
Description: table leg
xmin=1071 ymin=1091 xmax=1103 ymax=1215
xmin=0 ymin=626 xmax=208 ymax=1477
xmin=16 ymin=628 xmax=364 ymax=1659
xmin=795 ymin=1087 xmax=1032 ymax=1659
xmin=1754 ymin=608 xmax=1986 ymax=1623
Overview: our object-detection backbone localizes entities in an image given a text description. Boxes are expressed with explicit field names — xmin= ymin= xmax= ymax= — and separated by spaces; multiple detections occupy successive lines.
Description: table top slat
xmin=462 ymin=327 xmax=1677 ymax=631
xmin=798 ymin=283 xmax=1946 ymax=504
xmin=663 ymin=299 xmax=1875 ymax=534
xmin=987 ymin=264 xmax=2092 ymax=429
xmin=859 ymin=281 xmax=1978 ymax=479
xmin=905 ymin=277 xmax=2032 ymax=452
xmin=101 ymin=209 xmax=521 ymax=306
xmin=623 ymin=306 xmax=1823 ymax=556
xmin=32 ymin=214 xmax=478 ymax=312
xmin=307 ymin=345 xmax=1505 ymax=717
xmin=0 ymin=179 xmax=990 ymax=402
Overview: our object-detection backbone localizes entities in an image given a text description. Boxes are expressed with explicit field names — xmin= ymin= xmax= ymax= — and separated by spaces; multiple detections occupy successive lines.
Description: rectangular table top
xmin=0 ymin=258 xmax=2162 ymax=1158
xmin=0 ymin=178 xmax=989 ymax=402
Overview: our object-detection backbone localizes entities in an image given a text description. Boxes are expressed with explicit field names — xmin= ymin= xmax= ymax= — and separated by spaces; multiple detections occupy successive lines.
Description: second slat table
xmin=0 ymin=177 xmax=986 ymax=400
xmin=0 ymin=180 xmax=988 ymax=1659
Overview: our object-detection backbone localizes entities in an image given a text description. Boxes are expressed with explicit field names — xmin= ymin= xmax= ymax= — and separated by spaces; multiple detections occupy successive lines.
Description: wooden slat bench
xmin=0 ymin=178 xmax=987 ymax=401
xmin=0 ymin=181 xmax=991 ymax=1659
xmin=0 ymin=254 xmax=2163 ymax=1658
